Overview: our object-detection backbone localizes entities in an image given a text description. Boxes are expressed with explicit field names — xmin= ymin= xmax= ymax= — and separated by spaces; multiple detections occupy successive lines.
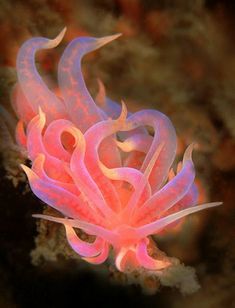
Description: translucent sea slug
xmin=13 ymin=28 xmax=221 ymax=273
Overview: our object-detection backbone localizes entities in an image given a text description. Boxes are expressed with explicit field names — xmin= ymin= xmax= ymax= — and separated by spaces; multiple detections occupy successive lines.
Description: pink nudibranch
xmin=13 ymin=28 xmax=221 ymax=272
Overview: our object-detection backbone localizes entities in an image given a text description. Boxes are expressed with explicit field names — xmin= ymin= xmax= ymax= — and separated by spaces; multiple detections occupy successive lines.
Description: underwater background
xmin=0 ymin=0 xmax=234 ymax=307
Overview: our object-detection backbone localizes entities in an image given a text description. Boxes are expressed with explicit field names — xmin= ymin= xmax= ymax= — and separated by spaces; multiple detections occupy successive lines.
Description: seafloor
xmin=0 ymin=0 xmax=234 ymax=307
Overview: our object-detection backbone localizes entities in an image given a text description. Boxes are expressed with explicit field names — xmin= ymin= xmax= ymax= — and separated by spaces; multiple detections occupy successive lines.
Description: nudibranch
xmin=12 ymin=28 xmax=221 ymax=272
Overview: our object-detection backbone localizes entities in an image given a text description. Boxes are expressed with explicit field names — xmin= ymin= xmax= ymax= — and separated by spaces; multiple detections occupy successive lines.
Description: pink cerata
xmin=12 ymin=28 xmax=221 ymax=272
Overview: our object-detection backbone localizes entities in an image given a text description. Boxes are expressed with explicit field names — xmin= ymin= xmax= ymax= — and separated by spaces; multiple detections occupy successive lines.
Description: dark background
xmin=0 ymin=1 xmax=234 ymax=307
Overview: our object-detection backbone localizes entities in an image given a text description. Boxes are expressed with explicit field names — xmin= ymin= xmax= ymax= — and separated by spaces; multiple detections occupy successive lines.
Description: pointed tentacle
xmin=136 ymin=202 xmax=222 ymax=238
xmin=11 ymin=84 xmax=36 ymax=125
xmin=33 ymin=214 xmax=119 ymax=245
xmin=43 ymin=119 xmax=79 ymax=162
xmin=99 ymin=162 xmax=151 ymax=211
xmin=115 ymin=246 xmax=139 ymax=272
xmin=84 ymin=102 xmax=131 ymax=212
xmin=16 ymin=29 xmax=66 ymax=123
xmin=26 ymin=110 xmax=71 ymax=182
xmin=116 ymin=132 xmax=152 ymax=170
xmin=127 ymin=110 xmax=177 ymax=192
xmin=96 ymin=80 xmax=147 ymax=139
xmin=83 ymin=242 xmax=109 ymax=264
xmin=32 ymin=154 xmax=79 ymax=195
xmin=32 ymin=154 xmax=103 ymax=221
xmin=58 ymin=34 xmax=121 ymax=131
xmin=22 ymin=165 xmax=101 ymax=223
xmin=136 ymin=239 xmax=170 ymax=270
xmin=116 ymin=133 xmax=152 ymax=153
xmin=64 ymin=224 xmax=106 ymax=258
xmin=121 ymin=142 xmax=164 ymax=221
xmin=96 ymin=79 xmax=124 ymax=119
xmin=135 ymin=144 xmax=196 ymax=225
xmin=162 ymin=183 xmax=198 ymax=230
xmin=58 ymin=36 xmax=123 ymax=168
xmin=70 ymin=129 xmax=117 ymax=221
xmin=15 ymin=120 xmax=27 ymax=148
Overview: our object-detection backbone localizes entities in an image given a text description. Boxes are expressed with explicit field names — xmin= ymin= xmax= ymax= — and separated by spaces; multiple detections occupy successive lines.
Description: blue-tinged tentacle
xmin=21 ymin=165 xmax=101 ymax=224
xmin=64 ymin=224 xmax=106 ymax=258
xmin=58 ymin=34 xmax=121 ymax=132
xmin=136 ymin=202 xmax=222 ymax=238
xmin=58 ymin=35 xmax=123 ymax=167
xmin=134 ymin=144 xmax=195 ymax=225
xmin=96 ymin=79 xmax=147 ymax=139
xmin=127 ymin=110 xmax=177 ymax=192
xmin=16 ymin=29 xmax=67 ymax=123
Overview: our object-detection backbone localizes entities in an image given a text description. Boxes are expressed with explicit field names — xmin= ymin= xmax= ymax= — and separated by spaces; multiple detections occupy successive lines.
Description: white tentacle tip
xmin=96 ymin=33 xmax=122 ymax=49
xmin=183 ymin=143 xmax=195 ymax=164
xmin=44 ymin=27 xmax=67 ymax=49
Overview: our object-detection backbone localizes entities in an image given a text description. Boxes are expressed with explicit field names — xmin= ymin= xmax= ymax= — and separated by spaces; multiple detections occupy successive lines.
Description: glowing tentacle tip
xmin=96 ymin=78 xmax=106 ymax=107
xmin=38 ymin=107 xmax=46 ymax=126
xmin=95 ymin=33 xmax=122 ymax=49
xmin=20 ymin=164 xmax=37 ymax=181
xmin=118 ymin=100 xmax=128 ymax=123
xmin=44 ymin=27 xmax=67 ymax=49
xmin=182 ymin=142 xmax=195 ymax=164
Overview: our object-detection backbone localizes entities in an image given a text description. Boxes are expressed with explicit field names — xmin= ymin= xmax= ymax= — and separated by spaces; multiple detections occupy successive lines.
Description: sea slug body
xmin=12 ymin=28 xmax=221 ymax=272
